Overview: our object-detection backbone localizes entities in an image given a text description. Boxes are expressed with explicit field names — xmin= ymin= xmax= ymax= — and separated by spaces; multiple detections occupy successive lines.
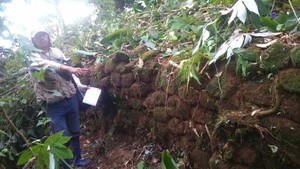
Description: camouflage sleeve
xmin=29 ymin=53 xmax=62 ymax=71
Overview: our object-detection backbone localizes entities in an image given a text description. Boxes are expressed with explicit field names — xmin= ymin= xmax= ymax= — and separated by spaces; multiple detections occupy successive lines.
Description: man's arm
xmin=60 ymin=64 xmax=89 ymax=78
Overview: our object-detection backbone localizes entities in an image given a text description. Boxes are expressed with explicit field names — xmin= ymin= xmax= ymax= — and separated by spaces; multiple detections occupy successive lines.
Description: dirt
xmin=79 ymin=124 xmax=164 ymax=169
xmin=75 ymin=44 xmax=300 ymax=169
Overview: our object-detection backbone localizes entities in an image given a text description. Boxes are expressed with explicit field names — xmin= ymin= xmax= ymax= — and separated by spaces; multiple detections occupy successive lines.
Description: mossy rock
xmin=115 ymin=62 xmax=127 ymax=73
xmin=143 ymin=90 xmax=166 ymax=108
xmin=290 ymin=45 xmax=300 ymax=66
xmin=110 ymin=51 xmax=130 ymax=63
xmin=104 ymin=58 xmax=117 ymax=74
xmin=70 ymin=54 xmax=81 ymax=66
xmin=140 ymin=50 xmax=158 ymax=62
xmin=278 ymin=69 xmax=300 ymax=93
xmin=170 ymin=54 xmax=189 ymax=62
xmin=263 ymin=116 xmax=300 ymax=145
xmin=152 ymin=106 xmax=171 ymax=122
xmin=246 ymin=46 xmax=261 ymax=57
xmin=206 ymin=72 xmax=237 ymax=99
xmin=140 ymin=61 xmax=159 ymax=83
xmin=260 ymin=42 xmax=289 ymax=72
xmin=129 ymin=45 xmax=148 ymax=59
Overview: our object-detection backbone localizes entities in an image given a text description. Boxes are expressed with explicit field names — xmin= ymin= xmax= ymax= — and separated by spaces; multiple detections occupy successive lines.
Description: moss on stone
xmin=290 ymin=46 xmax=300 ymax=66
xmin=129 ymin=45 xmax=148 ymax=59
xmin=260 ymin=42 xmax=289 ymax=72
xmin=115 ymin=62 xmax=127 ymax=73
xmin=112 ymin=51 xmax=130 ymax=63
xmin=246 ymin=46 xmax=260 ymax=57
xmin=279 ymin=69 xmax=300 ymax=93
xmin=104 ymin=58 xmax=116 ymax=74
xmin=153 ymin=107 xmax=170 ymax=122
xmin=140 ymin=50 xmax=158 ymax=62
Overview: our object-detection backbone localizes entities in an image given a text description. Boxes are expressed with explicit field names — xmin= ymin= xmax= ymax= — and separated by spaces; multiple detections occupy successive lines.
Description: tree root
xmin=254 ymin=76 xmax=281 ymax=117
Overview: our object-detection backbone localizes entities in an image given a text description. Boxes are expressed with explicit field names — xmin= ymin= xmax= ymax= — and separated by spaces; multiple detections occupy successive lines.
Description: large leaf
xmin=236 ymin=0 xmax=247 ymax=24
xmin=209 ymin=31 xmax=252 ymax=64
xmin=17 ymin=149 xmax=35 ymax=165
xmin=221 ymin=0 xmax=260 ymax=25
xmin=242 ymin=0 xmax=259 ymax=15
xmin=261 ymin=16 xmax=278 ymax=32
xmin=228 ymin=2 xmax=239 ymax=25
xmin=51 ymin=145 xmax=73 ymax=159
xmin=44 ymin=131 xmax=67 ymax=145
xmin=210 ymin=42 xmax=229 ymax=64
xmin=161 ymin=150 xmax=178 ymax=169
xmin=192 ymin=27 xmax=210 ymax=55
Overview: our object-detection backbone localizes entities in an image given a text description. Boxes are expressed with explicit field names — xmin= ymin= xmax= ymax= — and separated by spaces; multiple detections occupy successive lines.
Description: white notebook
xmin=82 ymin=87 xmax=101 ymax=106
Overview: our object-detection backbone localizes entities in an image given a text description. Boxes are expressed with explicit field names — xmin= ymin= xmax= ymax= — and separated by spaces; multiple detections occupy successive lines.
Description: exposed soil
xmin=75 ymin=43 xmax=300 ymax=169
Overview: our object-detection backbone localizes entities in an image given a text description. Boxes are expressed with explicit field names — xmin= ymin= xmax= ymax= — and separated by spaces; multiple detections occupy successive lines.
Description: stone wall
xmin=88 ymin=43 xmax=300 ymax=169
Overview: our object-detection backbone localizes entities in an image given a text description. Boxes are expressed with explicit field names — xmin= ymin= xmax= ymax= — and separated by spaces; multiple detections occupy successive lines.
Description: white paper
xmin=82 ymin=87 xmax=101 ymax=106
xmin=47 ymin=146 xmax=55 ymax=169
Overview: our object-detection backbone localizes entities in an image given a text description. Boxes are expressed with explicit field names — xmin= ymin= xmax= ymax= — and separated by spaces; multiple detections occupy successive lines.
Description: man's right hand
xmin=60 ymin=65 xmax=90 ymax=77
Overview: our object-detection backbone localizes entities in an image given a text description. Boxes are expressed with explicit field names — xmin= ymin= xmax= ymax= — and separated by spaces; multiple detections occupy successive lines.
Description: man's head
xmin=31 ymin=30 xmax=51 ymax=51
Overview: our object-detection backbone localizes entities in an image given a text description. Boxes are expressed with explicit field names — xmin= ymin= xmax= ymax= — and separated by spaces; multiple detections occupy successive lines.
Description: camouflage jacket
xmin=29 ymin=47 xmax=77 ymax=104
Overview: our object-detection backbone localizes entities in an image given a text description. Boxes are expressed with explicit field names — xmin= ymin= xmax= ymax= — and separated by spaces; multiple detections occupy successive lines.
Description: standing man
xmin=29 ymin=30 xmax=90 ymax=168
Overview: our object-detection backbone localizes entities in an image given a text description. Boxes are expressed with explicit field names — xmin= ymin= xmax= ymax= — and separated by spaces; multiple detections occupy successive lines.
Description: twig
xmin=205 ymin=124 xmax=214 ymax=152
xmin=288 ymin=0 xmax=300 ymax=24
xmin=200 ymin=60 xmax=209 ymax=75
xmin=2 ymin=109 xmax=29 ymax=146
xmin=22 ymin=157 xmax=36 ymax=169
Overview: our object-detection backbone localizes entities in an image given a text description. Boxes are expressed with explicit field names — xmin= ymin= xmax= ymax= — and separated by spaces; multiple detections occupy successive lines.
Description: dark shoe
xmin=74 ymin=158 xmax=90 ymax=167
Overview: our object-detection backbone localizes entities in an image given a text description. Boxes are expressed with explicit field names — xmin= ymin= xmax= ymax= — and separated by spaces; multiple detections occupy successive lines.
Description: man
xmin=29 ymin=30 xmax=90 ymax=168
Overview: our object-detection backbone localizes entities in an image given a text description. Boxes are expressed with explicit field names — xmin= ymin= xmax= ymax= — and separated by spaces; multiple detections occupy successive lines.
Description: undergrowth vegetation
xmin=1 ymin=0 xmax=300 ymax=168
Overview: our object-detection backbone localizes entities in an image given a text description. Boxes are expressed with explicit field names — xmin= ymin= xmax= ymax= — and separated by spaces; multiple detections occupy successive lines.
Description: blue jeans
xmin=46 ymin=95 xmax=80 ymax=137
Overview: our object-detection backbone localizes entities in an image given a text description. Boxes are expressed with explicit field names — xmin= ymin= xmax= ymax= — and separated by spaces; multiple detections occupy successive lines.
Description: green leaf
xmin=0 ymin=130 xmax=8 ymax=136
xmin=51 ymin=145 xmax=73 ymax=159
xmin=261 ymin=16 xmax=278 ymax=32
xmin=37 ymin=147 xmax=50 ymax=168
xmin=276 ymin=24 xmax=284 ymax=31
xmin=44 ymin=131 xmax=65 ymax=145
xmin=37 ymin=110 xmax=44 ymax=117
xmin=17 ymin=148 xmax=35 ymax=165
xmin=161 ymin=150 xmax=178 ymax=169
xmin=144 ymin=41 xmax=156 ymax=50
xmin=234 ymin=49 xmax=256 ymax=62
xmin=276 ymin=12 xmax=288 ymax=24
xmin=32 ymin=70 xmax=45 ymax=82
xmin=190 ymin=71 xmax=201 ymax=85
xmin=0 ymin=101 xmax=6 ymax=107
xmin=249 ymin=12 xmax=261 ymax=29
xmin=0 ymin=152 xmax=5 ymax=157
xmin=137 ymin=160 xmax=145 ymax=169
xmin=36 ymin=120 xmax=44 ymax=127
xmin=255 ymin=0 xmax=269 ymax=16
xmin=56 ymin=136 xmax=71 ymax=145
xmin=100 ymin=29 xmax=128 ymax=45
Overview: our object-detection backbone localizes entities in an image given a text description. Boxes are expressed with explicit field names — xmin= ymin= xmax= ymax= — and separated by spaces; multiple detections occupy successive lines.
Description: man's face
xmin=32 ymin=32 xmax=50 ymax=50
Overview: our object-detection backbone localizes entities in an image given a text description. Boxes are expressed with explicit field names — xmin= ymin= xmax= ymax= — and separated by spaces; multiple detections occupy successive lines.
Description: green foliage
xmin=234 ymin=49 xmax=257 ymax=77
xmin=137 ymin=160 xmax=145 ymax=169
xmin=0 ymin=41 xmax=44 ymax=168
xmin=32 ymin=69 xmax=46 ymax=82
xmin=177 ymin=52 xmax=202 ymax=85
xmin=161 ymin=150 xmax=178 ymax=169
xmin=17 ymin=131 xmax=73 ymax=169
xmin=136 ymin=149 xmax=178 ymax=169
xmin=100 ymin=28 xmax=130 ymax=46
